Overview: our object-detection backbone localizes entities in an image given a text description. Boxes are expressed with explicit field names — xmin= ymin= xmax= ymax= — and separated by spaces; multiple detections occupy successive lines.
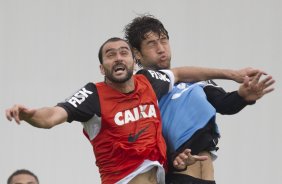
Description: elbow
xmin=43 ymin=124 xmax=54 ymax=129
xmin=37 ymin=120 xmax=57 ymax=129
xmin=33 ymin=123 xmax=54 ymax=129
xmin=43 ymin=113 xmax=66 ymax=129
xmin=44 ymin=120 xmax=58 ymax=129
xmin=220 ymin=112 xmax=236 ymax=115
xmin=218 ymin=109 xmax=242 ymax=115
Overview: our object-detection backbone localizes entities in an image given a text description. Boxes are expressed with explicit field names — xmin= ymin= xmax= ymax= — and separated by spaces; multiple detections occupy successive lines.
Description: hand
xmin=238 ymin=72 xmax=275 ymax=102
xmin=5 ymin=104 xmax=36 ymax=124
xmin=233 ymin=67 xmax=264 ymax=83
xmin=172 ymin=149 xmax=208 ymax=170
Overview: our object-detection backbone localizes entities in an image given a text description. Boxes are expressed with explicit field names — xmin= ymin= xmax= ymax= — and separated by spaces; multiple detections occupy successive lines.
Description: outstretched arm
xmin=5 ymin=104 xmax=67 ymax=129
xmin=171 ymin=66 xmax=261 ymax=83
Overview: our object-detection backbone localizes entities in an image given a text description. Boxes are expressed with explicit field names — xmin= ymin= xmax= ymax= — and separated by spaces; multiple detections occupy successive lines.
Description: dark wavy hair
xmin=124 ymin=14 xmax=169 ymax=66
xmin=7 ymin=169 xmax=39 ymax=184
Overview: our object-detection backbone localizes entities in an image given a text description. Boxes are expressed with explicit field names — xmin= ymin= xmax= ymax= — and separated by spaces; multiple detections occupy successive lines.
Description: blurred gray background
xmin=1 ymin=0 xmax=281 ymax=183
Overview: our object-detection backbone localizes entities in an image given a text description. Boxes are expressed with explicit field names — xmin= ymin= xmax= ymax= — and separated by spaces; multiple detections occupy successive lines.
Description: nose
xmin=115 ymin=53 xmax=123 ymax=62
xmin=156 ymin=42 xmax=165 ymax=54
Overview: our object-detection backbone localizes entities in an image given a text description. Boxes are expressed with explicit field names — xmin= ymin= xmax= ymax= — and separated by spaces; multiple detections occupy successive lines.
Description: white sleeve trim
xmin=82 ymin=115 xmax=101 ymax=140
xmin=159 ymin=69 xmax=175 ymax=92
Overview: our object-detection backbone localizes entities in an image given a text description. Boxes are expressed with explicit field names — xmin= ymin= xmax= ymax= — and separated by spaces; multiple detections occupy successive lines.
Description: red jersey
xmin=88 ymin=75 xmax=166 ymax=183
xmin=57 ymin=70 xmax=173 ymax=183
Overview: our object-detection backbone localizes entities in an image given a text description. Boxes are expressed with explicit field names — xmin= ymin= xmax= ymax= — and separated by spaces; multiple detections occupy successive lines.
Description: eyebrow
xmin=105 ymin=46 xmax=129 ymax=54
xmin=146 ymin=39 xmax=156 ymax=44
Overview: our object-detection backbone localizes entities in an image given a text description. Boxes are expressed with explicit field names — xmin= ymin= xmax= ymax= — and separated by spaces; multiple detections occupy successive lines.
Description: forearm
xmin=172 ymin=66 xmax=239 ymax=83
xmin=23 ymin=107 xmax=67 ymax=129
xmin=204 ymin=87 xmax=254 ymax=114
xmin=211 ymin=91 xmax=248 ymax=114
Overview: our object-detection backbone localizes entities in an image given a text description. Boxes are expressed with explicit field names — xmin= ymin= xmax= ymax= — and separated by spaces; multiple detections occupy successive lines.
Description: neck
xmin=143 ymin=64 xmax=168 ymax=71
xmin=105 ymin=78 xmax=135 ymax=93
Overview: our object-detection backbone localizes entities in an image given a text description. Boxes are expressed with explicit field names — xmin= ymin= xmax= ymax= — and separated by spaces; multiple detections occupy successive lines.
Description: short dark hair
xmin=124 ymin=14 xmax=169 ymax=51
xmin=7 ymin=169 xmax=39 ymax=184
xmin=123 ymin=14 xmax=169 ymax=66
xmin=98 ymin=37 xmax=132 ymax=64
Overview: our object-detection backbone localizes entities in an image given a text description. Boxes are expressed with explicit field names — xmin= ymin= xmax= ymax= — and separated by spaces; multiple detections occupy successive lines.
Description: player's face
xmin=100 ymin=40 xmax=134 ymax=83
xmin=10 ymin=174 xmax=38 ymax=184
xmin=137 ymin=32 xmax=171 ymax=70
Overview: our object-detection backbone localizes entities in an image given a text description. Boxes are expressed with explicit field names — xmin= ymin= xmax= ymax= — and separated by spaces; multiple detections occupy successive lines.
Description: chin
xmin=159 ymin=64 xmax=170 ymax=70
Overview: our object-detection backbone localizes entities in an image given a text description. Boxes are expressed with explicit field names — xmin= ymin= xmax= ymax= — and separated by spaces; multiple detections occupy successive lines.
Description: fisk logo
xmin=114 ymin=104 xmax=157 ymax=125
xmin=148 ymin=70 xmax=170 ymax=82
xmin=68 ymin=88 xmax=93 ymax=107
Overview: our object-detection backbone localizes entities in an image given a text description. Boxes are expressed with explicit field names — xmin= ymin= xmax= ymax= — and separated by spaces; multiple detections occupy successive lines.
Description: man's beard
xmin=104 ymin=64 xmax=134 ymax=83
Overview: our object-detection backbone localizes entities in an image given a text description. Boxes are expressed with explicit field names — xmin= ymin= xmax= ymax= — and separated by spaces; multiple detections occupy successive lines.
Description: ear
xmin=133 ymin=48 xmax=142 ymax=61
xmin=100 ymin=64 xmax=105 ymax=75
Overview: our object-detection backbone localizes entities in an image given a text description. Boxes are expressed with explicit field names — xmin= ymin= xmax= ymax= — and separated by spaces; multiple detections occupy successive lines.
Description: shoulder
xmin=63 ymin=82 xmax=98 ymax=108
xmin=57 ymin=82 xmax=101 ymax=122
xmin=136 ymin=69 xmax=171 ymax=83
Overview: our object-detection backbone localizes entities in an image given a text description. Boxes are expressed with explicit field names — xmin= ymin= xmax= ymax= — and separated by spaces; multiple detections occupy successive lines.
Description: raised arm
xmin=5 ymin=104 xmax=68 ymax=129
xmin=171 ymin=66 xmax=261 ymax=83
xmin=203 ymin=72 xmax=275 ymax=115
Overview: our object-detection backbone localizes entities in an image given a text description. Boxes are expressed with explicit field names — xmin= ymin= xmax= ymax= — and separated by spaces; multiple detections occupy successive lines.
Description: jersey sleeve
xmin=56 ymin=82 xmax=101 ymax=122
xmin=136 ymin=69 xmax=174 ymax=100
xmin=203 ymin=80 xmax=255 ymax=114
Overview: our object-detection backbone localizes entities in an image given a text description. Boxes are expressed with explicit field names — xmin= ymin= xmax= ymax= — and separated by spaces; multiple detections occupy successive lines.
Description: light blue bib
xmin=159 ymin=82 xmax=216 ymax=151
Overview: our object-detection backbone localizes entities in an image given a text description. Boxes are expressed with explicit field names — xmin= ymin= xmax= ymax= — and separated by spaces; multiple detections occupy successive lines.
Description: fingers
xmin=238 ymin=69 xmax=274 ymax=101
xmin=246 ymin=68 xmax=260 ymax=77
xmin=183 ymin=148 xmax=192 ymax=155
xmin=251 ymin=72 xmax=263 ymax=85
xmin=5 ymin=109 xmax=13 ymax=121
xmin=192 ymin=155 xmax=208 ymax=162
xmin=261 ymin=77 xmax=275 ymax=95
xmin=183 ymin=149 xmax=208 ymax=164
xmin=173 ymin=160 xmax=186 ymax=170
xmin=173 ymin=149 xmax=191 ymax=166
xmin=262 ymin=88 xmax=275 ymax=96
xmin=243 ymin=76 xmax=250 ymax=88
xmin=257 ymin=75 xmax=275 ymax=95
xmin=173 ymin=148 xmax=209 ymax=169
xmin=173 ymin=156 xmax=186 ymax=170
xmin=14 ymin=108 xmax=21 ymax=124
xmin=173 ymin=157 xmax=185 ymax=167
xmin=5 ymin=104 xmax=25 ymax=124
xmin=243 ymin=73 xmax=275 ymax=101
xmin=260 ymin=76 xmax=275 ymax=88
xmin=244 ymin=67 xmax=265 ymax=77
